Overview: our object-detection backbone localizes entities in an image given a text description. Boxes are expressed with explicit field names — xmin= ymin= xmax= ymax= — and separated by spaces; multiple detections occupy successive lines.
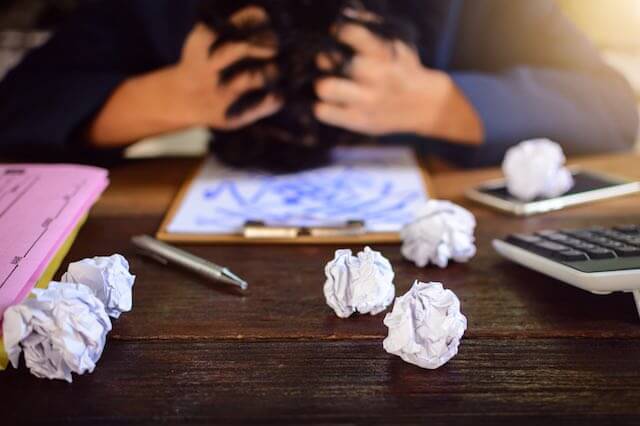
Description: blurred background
xmin=560 ymin=0 xmax=640 ymax=128
xmin=0 ymin=0 xmax=639 ymax=153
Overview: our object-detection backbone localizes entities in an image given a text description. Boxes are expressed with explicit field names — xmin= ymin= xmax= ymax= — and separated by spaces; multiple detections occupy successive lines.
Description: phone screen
xmin=478 ymin=171 xmax=622 ymax=202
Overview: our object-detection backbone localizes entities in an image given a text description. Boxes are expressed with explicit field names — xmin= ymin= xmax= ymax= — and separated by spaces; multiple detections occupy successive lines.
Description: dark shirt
xmin=0 ymin=0 xmax=637 ymax=166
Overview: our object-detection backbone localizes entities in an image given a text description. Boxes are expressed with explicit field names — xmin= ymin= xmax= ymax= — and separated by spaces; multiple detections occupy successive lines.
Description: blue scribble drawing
xmin=170 ymin=147 xmax=428 ymax=234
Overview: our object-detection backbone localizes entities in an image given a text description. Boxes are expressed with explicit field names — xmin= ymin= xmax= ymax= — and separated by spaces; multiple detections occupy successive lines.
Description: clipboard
xmin=157 ymin=150 xmax=434 ymax=245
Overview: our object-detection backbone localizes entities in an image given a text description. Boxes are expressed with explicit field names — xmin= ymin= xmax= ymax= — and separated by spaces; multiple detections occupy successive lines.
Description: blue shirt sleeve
xmin=447 ymin=0 xmax=638 ymax=165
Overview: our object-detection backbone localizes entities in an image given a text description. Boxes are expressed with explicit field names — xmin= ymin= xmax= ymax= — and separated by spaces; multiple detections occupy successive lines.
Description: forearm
xmin=413 ymin=71 xmax=484 ymax=145
xmin=87 ymin=66 xmax=198 ymax=148
xmin=450 ymin=68 xmax=639 ymax=155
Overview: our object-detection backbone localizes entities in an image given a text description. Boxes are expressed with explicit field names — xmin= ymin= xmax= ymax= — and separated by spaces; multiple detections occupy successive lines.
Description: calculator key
xmin=598 ymin=240 xmax=628 ymax=251
xmin=538 ymin=242 xmax=571 ymax=250
xmin=624 ymin=237 xmax=640 ymax=247
xmin=613 ymin=246 xmax=640 ymax=257
xmin=566 ymin=240 xmax=598 ymax=250
xmin=557 ymin=250 xmax=589 ymax=262
xmin=539 ymin=232 xmax=571 ymax=242
xmin=584 ymin=248 xmax=616 ymax=260
xmin=582 ymin=234 xmax=608 ymax=243
xmin=601 ymin=239 xmax=625 ymax=248
xmin=577 ymin=234 xmax=624 ymax=249
xmin=597 ymin=229 xmax=631 ymax=241
xmin=532 ymin=241 xmax=571 ymax=256
xmin=507 ymin=234 xmax=544 ymax=248
xmin=602 ymin=233 xmax=640 ymax=247
xmin=563 ymin=230 xmax=594 ymax=239
xmin=613 ymin=225 xmax=640 ymax=234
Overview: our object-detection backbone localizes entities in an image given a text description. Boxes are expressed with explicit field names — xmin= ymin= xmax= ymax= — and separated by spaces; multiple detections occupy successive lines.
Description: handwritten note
xmin=0 ymin=164 xmax=108 ymax=320
xmin=167 ymin=147 xmax=429 ymax=234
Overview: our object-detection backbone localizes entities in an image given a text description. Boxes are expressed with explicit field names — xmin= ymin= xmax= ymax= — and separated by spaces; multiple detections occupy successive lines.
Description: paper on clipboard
xmin=165 ymin=147 xmax=429 ymax=236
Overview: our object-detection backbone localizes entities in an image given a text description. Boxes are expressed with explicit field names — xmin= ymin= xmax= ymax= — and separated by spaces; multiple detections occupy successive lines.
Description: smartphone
xmin=465 ymin=168 xmax=640 ymax=216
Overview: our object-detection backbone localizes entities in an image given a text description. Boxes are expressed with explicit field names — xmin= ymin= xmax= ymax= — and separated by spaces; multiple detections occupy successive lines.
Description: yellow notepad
xmin=0 ymin=216 xmax=87 ymax=370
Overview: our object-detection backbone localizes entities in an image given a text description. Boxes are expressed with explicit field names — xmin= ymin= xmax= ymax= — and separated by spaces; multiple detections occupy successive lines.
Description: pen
xmin=131 ymin=235 xmax=248 ymax=291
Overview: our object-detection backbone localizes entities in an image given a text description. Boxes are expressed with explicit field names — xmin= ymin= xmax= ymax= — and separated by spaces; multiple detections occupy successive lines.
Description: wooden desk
xmin=3 ymin=153 xmax=640 ymax=425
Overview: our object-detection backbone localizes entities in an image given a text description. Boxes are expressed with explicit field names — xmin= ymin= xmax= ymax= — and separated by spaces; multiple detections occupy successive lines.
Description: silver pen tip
xmin=222 ymin=268 xmax=249 ymax=291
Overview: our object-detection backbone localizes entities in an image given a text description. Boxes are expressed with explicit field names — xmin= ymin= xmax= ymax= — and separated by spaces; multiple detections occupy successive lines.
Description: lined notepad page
xmin=0 ymin=164 xmax=108 ymax=319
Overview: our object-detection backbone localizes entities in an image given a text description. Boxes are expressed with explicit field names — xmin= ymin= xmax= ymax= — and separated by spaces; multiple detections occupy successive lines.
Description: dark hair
xmin=199 ymin=0 xmax=443 ymax=172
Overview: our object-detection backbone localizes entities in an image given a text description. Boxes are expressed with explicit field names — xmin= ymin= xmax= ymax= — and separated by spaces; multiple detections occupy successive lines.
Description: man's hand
xmin=88 ymin=7 xmax=281 ymax=147
xmin=314 ymin=23 xmax=484 ymax=144
xmin=174 ymin=19 xmax=281 ymax=131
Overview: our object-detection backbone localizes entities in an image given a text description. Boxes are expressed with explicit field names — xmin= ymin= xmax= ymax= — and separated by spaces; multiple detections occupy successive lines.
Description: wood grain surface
xmin=2 ymin=153 xmax=640 ymax=425
xmin=3 ymin=339 xmax=640 ymax=425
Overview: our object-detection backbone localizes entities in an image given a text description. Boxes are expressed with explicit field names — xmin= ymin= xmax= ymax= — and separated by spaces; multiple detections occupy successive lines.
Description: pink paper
xmin=0 ymin=164 xmax=109 ymax=319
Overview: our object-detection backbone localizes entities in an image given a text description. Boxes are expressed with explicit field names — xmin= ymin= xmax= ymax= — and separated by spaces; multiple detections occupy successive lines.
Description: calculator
xmin=493 ymin=225 xmax=640 ymax=318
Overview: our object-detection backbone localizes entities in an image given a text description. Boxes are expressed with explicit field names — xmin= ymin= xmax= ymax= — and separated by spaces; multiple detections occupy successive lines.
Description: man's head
xmin=199 ymin=0 xmax=433 ymax=172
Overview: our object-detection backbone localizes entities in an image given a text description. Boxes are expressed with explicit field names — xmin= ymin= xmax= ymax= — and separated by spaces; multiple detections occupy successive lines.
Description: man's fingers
xmin=335 ymin=23 xmax=392 ymax=59
xmin=316 ymin=53 xmax=333 ymax=72
xmin=314 ymin=102 xmax=369 ymax=133
xmin=392 ymin=40 xmax=420 ymax=64
xmin=347 ymin=47 xmax=419 ymax=84
xmin=230 ymin=5 xmax=269 ymax=27
xmin=212 ymin=5 xmax=275 ymax=73
xmin=225 ymin=94 xmax=283 ymax=130
xmin=211 ymin=42 xmax=276 ymax=71
xmin=342 ymin=6 xmax=382 ymax=24
xmin=226 ymin=63 xmax=277 ymax=94
xmin=315 ymin=78 xmax=371 ymax=106
xmin=183 ymin=24 xmax=217 ymax=61
xmin=316 ymin=50 xmax=348 ymax=72
xmin=229 ymin=5 xmax=277 ymax=49
xmin=348 ymin=55 xmax=384 ymax=83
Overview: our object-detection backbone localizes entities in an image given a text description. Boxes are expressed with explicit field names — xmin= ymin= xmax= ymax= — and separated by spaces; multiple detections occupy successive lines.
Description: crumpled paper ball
xmin=400 ymin=200 xmax=476 ymax=268
xmin=502 ymin=138 xmax=574 ymax=201
xmin=2 ymin=282 xmax=112 ymax=382
xmin=383 ymin=281 xmax=467 ymax=369
xmin=324 ymin=247 xmax=395 ymax=318
xmin=61 ymin=254 xmax=135 ymax=319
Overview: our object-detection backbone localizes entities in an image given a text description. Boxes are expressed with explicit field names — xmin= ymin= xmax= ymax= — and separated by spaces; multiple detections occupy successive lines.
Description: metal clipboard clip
xmin=243 ymin=220 xmax=366 ymax=239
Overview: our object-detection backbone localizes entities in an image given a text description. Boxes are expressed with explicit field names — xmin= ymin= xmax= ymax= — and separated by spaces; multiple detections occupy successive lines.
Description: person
xmin=0 ymin=0 xmax=636 ymax=167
